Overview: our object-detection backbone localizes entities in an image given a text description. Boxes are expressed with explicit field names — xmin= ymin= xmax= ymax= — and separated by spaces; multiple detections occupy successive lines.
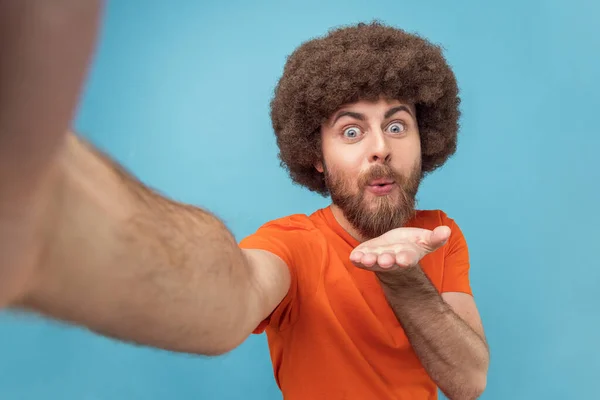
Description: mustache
xmin=358 ymin=165 xmax=401 ymax=187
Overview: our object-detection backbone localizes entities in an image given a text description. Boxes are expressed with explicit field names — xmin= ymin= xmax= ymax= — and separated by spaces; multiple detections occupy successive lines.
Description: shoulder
xmin=411 ymin=209 xmax=460 ymax=230
xmin=244 ymin=213 xmax=321 ymax=235
xmin=412 ymin=209 xmax=468 ymax=250
xmin=238 ymin=212 xmax=324 ymax=253
xmin=239 ymin=213 xmax=327 ymax=293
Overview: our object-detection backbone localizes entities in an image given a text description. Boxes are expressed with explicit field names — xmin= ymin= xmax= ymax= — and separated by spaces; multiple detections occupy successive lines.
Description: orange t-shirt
xmin=239 ymin=206 xmax=472 ymax=400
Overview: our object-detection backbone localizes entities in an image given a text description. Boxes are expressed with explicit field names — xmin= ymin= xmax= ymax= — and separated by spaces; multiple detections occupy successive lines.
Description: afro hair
xmin=269 ymin=21 xmax=461 ymax=196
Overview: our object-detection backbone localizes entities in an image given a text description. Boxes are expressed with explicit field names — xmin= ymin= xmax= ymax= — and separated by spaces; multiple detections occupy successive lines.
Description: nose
xmin=369 ymin=129 xmax=391 ymax=164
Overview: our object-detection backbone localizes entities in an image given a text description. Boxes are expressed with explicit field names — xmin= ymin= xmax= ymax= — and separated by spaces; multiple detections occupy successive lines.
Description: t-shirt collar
xmin=322 ymin=205 xmax=361 ymax=248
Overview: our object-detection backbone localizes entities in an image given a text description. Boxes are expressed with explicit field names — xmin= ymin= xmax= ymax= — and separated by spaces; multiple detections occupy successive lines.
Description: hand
xmin=349 ymin=226 xmax=451 ymax=272
xmin=0 ymin=1 xmax=102 ymax=307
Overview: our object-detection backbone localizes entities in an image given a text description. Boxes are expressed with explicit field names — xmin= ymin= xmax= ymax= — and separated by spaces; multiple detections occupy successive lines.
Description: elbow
xmin=188 ymin=336 xmax=246 ymax=356
xmin=440 ymin=367 xmax=487 ymax=400
xmin=197 ymin=339 xmax=237 ymax=356
xmin=452 ymin=371 xmax=488 ymax=400
xmin=199 ymin=344 xmax=237 ymax=357
xmin=191 ymin=327 xmax=252 ymax=356
xmin=458 ymin=349 xmax=489 ymax=399
xmin=210 ymin=331 xmax=252 ymax=356
xmin=466 ymin=372 xmax=487 ymax=400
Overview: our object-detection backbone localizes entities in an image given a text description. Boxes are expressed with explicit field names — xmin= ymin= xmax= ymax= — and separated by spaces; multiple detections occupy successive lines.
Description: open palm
xmin=349 ymin=226 xmax=451 ymax=271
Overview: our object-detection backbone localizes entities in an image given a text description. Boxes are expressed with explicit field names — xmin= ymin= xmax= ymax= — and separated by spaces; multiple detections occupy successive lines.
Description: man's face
xmin=317 ymin=97 xmax=422 ymax=240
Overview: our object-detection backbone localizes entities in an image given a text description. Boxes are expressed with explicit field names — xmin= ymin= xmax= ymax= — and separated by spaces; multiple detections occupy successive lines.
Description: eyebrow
xmin=331 ymin=105 xmax=413 ymax=126
xmin=384 ymin=105 xmax=413 ymax=119
xmin=331 ymin=111 xmax=365 ymax=126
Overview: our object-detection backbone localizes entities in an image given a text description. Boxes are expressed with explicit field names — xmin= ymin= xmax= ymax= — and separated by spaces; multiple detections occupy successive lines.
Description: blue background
xmin=1 ymin=0 xmax=599 ymax=399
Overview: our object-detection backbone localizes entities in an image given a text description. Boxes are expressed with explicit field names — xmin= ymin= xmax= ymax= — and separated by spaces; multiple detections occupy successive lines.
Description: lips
xmin=365 ymin=179 xmax=396 ymax=195
xmin=368 ymin=178 xmax=395 ymax=186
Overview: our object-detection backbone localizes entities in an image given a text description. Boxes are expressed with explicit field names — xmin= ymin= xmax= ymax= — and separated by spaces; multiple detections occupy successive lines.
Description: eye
xmin=342 ymin=126 xmax=362 ymax=139
xmin=387 ymin=121 xmax=406 ymax=135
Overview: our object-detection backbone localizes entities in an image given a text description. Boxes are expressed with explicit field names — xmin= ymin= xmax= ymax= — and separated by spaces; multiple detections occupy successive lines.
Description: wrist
xmin=375 ymin=264 xmax=423 ymax=286
xmin=375 ymin=264 xmax=438 ymax=297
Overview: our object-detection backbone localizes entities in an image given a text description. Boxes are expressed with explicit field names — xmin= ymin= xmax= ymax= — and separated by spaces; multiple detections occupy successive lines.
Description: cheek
xmin=392 ymin=139 xmax=421 ymax=168
xmin=324 ymin=147 xmax=363 ymax=173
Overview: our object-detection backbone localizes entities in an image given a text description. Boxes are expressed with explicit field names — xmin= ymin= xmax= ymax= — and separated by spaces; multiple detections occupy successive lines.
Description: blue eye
xmin=387 ymin=122 xmax=406 ymax=134
xmin=343 ymin=127 xmax=362 ymax=138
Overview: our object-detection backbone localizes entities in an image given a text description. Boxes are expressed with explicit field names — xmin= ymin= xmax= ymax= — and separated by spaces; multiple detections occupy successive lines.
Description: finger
xmin=360 ymin=252 xmax=379 ymax=268
xmin=377 ymin=252 xmax=396 ymax=269
xmin=349 ymin=250 xmax=364 ymax=263
xmin=395 ymin=252 xmax=415 ymax=267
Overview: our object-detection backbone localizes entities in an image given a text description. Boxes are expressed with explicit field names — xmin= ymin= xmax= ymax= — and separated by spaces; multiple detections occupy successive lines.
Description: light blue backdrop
xmin=1 ymin=0 xmax=598 ymax=399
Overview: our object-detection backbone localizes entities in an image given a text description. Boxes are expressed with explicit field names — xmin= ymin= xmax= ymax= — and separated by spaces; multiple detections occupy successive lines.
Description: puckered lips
xmin=365 ymin=178 xmax=396 ymax=196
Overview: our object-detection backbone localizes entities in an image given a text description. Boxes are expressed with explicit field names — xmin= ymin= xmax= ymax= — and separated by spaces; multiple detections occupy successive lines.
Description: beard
xmin=324 ymin=161 xmax=422 ymax=240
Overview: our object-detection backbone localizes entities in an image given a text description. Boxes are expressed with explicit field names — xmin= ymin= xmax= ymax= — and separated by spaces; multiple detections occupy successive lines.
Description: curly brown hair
xmin=269 ymin=21 xmax=461 ymax=196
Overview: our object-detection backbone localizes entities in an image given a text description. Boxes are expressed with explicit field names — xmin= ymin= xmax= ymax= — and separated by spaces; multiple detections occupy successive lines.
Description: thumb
xmin=428 ymin=226 xmax=451 ymax=249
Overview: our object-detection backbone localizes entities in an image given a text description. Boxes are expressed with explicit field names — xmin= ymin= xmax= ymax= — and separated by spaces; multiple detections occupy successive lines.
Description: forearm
xmin=18 ymin=134 xmax=260 ymax=355
xmin=377 ymin=267 xmax=489 ymax=400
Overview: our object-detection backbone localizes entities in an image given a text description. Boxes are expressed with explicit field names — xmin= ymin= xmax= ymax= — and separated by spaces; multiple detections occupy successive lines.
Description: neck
xmin=330 ymin=203 xmax=367 ymax=243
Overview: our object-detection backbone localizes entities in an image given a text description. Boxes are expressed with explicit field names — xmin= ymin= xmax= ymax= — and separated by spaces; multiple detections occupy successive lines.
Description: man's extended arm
xmin=0 ymin=1 xmax=290 ymax=355
xmin=376 ymin=268 xmax=489 ymax=400
xmin=13 ymin=134 xmax=289 ymax=355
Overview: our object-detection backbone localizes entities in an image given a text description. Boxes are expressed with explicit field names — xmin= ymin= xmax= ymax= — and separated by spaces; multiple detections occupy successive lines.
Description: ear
xmin=315 ymin=160 xmax=324 ymax=173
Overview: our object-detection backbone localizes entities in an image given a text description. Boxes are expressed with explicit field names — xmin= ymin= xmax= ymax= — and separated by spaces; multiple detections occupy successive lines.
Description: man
xmin=0 ymin=3 xmax=489 ymax=399
xmin=236 ymin=24 xmax=489 ymax=399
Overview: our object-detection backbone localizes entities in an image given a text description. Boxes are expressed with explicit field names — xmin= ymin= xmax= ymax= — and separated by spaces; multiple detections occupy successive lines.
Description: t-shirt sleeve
xmin=441 ymin=214 xmax=473 ymax=295
xmin=238 ymin=215 xmax=320 ymax=334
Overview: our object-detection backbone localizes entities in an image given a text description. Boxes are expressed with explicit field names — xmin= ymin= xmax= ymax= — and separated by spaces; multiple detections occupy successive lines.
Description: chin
xmin=364 ymin=193 xmax=399 ymax=207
